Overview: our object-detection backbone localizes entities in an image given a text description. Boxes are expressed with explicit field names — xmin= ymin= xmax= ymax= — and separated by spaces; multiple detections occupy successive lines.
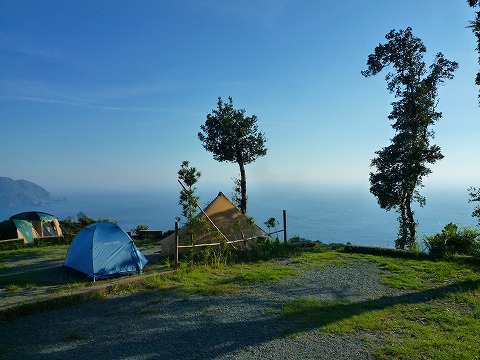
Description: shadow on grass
xmin=281 ymin=277 xmax=480 ymax=333
xmin=0 ymin=265 xmax=88 ymax=286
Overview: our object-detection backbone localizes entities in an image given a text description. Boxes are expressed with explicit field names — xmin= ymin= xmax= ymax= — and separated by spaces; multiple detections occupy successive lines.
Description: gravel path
xmin=1 ymin=260 xmax=394 ymax=360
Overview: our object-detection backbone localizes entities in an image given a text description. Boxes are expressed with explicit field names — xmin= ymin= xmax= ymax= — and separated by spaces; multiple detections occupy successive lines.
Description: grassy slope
xmin=1 ymin=244 xmax=479 ymax=359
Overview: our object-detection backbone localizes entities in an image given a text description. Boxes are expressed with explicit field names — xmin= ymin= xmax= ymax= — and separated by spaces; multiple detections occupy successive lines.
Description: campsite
xmin=1 ymin=219 xmax=480 ymax=359
xmin=0 ymin=192 xmax=479 ymax=359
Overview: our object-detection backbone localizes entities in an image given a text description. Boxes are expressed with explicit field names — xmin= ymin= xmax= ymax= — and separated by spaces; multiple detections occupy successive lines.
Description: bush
xmin=424 ymin=223 xmax=480 ymax=258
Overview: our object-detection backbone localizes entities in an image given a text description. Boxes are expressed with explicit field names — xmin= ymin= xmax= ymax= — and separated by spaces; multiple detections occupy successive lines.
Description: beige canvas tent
xmin=0 ymin=219 xmax=40 ymax=243
xmin=160 ymin=192 xmax=266 ymax=256
xmin=10 ymin=212 xmax=63 ymax=238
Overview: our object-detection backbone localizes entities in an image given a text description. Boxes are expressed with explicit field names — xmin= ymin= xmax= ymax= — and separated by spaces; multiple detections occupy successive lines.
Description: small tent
xmin=160 ymin=192 xmax=266 ymax=256
xmin=0 ymin=219 xmax=39 ymax=243
xmin=64 ymin=222 xmax=147 ymax=280
xmin=10 ymin=211 xmax=63 ymax=238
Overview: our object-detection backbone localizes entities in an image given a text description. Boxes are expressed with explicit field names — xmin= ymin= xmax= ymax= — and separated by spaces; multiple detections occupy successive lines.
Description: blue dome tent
xmin=65 ymin=222 xmax=147 ymax=281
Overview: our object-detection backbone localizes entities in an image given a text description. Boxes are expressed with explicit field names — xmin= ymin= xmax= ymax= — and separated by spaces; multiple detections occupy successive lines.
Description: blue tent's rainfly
xmin=64 ymin=222 xmax=147 ymax=281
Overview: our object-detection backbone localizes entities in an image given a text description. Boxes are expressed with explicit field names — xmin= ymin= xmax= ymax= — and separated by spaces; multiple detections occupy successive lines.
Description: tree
xmin=468 ymin=186 xmax=480 ymax=225
xmin=362 ymin=27 xmax=458 ymax=249
xmin=467 ymin=0 xmax=480 ymax=103
xmin=198 ymin=96 xmax=267 ymax=214
xmin=177 ymin=160 xmax=202 ymax=244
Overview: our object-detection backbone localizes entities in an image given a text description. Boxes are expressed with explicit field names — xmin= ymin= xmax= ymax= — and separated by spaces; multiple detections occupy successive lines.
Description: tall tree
xmin=466 ymin=2 xmax=480 ymax=227
xmin=362 ymin=27 xmax=458 ymax=249
xmin=198 ymin=97 xmax=267 ymax=214
xmin=467 ymin=0 xmax=480 ymax=103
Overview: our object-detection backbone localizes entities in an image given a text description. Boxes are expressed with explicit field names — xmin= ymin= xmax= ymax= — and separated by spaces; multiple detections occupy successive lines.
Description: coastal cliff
xmin=0 ymin=177 xmax=57 ymax=206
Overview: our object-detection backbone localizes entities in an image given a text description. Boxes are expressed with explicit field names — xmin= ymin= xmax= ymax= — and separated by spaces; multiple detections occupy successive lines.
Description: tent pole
xmin=175 ymin=221 xmax=179 ymax=266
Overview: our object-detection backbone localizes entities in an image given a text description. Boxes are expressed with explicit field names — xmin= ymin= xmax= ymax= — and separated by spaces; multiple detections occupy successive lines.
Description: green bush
xmin=424 ymin=223 xmax=480 ymax=258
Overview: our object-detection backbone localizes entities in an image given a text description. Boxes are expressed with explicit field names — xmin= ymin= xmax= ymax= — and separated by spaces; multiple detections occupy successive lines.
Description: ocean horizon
xmin=0 ymin=187 xmax=477 ymax=249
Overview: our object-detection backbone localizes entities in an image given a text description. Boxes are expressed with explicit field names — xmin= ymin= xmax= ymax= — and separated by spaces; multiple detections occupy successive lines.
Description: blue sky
xmin=1 ymin=0 xmax=479 ymax=196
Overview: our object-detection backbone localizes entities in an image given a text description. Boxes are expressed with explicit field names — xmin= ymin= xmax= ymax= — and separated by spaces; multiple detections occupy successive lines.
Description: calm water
xmin=0 ymin=187 xmax=476 ymax=249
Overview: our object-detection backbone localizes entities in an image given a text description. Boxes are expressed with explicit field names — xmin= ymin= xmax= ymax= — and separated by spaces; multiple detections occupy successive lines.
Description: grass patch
xmin=109 ymin=261 xmax=298 ymax=297
xmin=64 ymin=332 xmax=89 ymax=342
xmin=358 ymin=254 xmax=480 ymax=290
xmin=290 ymin=248 xmax=354 ymax=269
xmin=279 ymin=251 xmax=480 ymax=360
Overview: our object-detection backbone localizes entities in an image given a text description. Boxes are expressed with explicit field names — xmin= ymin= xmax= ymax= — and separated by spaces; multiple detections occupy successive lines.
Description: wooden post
xmin=283 ymin=209 xmax=287 ymax=243
xmin=174 ymin=221 xmax=179 ymax=266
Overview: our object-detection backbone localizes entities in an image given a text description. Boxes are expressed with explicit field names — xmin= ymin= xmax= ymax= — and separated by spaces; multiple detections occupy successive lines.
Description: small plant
xmin=164 ymin=256 xmax=172 ymax=269
xmin=132 ymin=224 xmax=149 ymax=237
xmin=6 ymin=284 xmax=20 ymax=296
xmin=264 ymin=217 xmax=279 ymax=240
xmin=64 ymin=332 xmax=89 ymax=342
xmin=424 ymin=223 xmax=480 ymax=258
xmin=177 ymin=160 xmax=203 ymax=265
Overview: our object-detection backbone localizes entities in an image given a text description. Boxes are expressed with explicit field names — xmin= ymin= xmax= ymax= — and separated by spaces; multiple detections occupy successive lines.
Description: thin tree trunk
xmin=236 ymin=141 xmax=247 ymax=214
xmin=398 ymin=202 xmax=408 ymax=249
xmin=239 ymin=161 xmax=247 ymax=214
xmin=405 ymin=193 xmax=416 ymax=249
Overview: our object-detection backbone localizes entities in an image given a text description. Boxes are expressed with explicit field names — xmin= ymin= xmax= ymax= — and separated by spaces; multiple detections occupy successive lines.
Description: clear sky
xmin=1 ymin=1 xmax=479 ymax=196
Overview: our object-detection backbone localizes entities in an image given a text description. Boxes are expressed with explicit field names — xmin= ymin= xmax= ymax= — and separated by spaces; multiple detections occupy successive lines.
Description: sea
xmin=0 ymin=187 xmax=476 ymax=249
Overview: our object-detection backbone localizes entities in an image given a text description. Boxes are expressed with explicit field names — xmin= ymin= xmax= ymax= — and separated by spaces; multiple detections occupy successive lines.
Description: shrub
xmin=424 ymin=223 xmax=480 ymax=258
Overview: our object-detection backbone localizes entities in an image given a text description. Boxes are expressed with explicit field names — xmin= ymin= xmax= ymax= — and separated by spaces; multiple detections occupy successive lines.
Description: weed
xmin=64 ymin=332 xmax=89 ymax=342
xmin=6 ymin=284 xmax=20 ymax=296
xmin=139 ymin=307 xmax=156 ymax=315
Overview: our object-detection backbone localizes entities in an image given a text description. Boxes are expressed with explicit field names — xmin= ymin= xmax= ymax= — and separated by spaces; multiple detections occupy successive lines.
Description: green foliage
xmin=249 ymin=237 xmax=286 ymax=261
xmin=362 ymin=27 xmax=458 ymax=249
xmin=424 ymin=223 xmax=480 ymax=258
xmin=59 ymin=213 xmax=116 ymax=242
xmin=58 ymin=218 xmax=83 ymax=242
xmin=468 ymin=186 xmax=480 ymax=225
xmin=231 ymin=176 xmax=243 ymax=210
xmin=177 ymin=160 xmax=205 ymax=264
xmin=177 ymin=160 xmax=201 ymax=224
xmin=132 ymin=224 xmax=149 ymax=236
xmin=467 ymin=1 xmax=480 ymax=103
xmin=200 ymin=240 xmax=234 ymax=268
xmin=264 ymin=217 xmax=279 ymax=239
xmin=198 ymin=96 xmax=267 ymax=214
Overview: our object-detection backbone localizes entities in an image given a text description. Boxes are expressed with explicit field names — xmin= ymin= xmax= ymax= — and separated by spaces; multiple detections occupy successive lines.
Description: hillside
xmin=0 ymin=177 xmax=56 ymax=206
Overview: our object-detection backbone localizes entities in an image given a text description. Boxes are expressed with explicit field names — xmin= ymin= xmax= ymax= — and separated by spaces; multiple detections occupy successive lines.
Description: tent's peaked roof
xmin=10 ymin=211 xmax=57 ymax=221
xmin=159 ymin=191 xmax=266 ymax=256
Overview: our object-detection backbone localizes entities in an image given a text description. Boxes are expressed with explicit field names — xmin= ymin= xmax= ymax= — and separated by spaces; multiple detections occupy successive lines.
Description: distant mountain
xmin=0 ymin=177 xmax=57 ymax=207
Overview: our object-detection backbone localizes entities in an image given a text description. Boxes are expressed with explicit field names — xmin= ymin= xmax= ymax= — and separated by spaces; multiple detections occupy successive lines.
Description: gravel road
xmin=1 ymin=260 xmax=395 ymax=360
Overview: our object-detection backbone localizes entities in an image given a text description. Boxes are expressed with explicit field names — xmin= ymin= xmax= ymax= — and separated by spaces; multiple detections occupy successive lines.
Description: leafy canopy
xmin=198 ymin=96 xmax=267 ymax=165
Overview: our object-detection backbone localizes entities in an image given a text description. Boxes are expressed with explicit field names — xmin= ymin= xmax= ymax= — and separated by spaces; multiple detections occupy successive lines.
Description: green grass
xmin=279 ymin=251 xmax=480 ymax=360
xmin=110 ymin=260 xmax=298 ymax=297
